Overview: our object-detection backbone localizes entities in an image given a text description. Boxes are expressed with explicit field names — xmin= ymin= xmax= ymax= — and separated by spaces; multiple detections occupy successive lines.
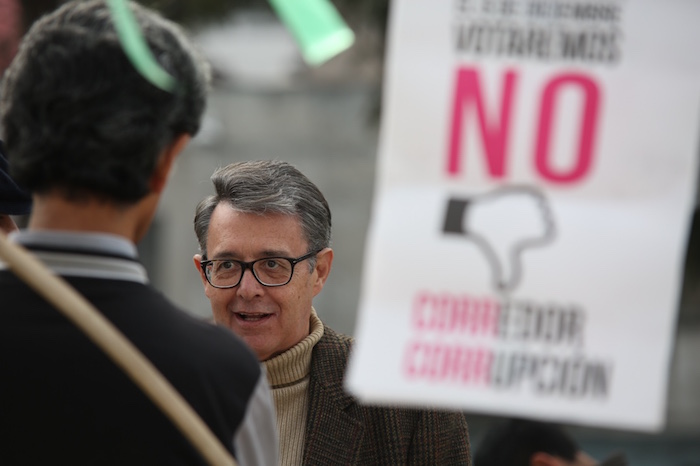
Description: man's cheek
xmin=204 ymin=285 xmax=217 ymax=301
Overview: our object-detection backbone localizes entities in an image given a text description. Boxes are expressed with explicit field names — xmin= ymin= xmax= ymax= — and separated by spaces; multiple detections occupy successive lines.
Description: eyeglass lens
xmin=205 ymin=258 xmax=294 ymax=287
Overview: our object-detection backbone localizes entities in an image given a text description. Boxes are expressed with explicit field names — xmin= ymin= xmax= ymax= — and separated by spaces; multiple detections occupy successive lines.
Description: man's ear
xmin=530 ymin=452 xmax=565 ymax=466
xmin=312 ymin=247 xmax=333 ymax=297
xmin=0 ymin=214 xmax=18 ymax=234
xmin=193 ymin=254 xmax=208 ymax=289
xmin=150 ymin=133 xmax=191 ymax=194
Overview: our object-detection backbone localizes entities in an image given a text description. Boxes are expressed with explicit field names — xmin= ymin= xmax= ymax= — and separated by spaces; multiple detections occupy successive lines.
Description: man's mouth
xmin=235 ymin=312 xmax=272 ymax=322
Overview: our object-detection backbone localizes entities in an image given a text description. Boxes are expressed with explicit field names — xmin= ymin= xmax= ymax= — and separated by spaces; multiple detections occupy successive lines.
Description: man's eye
xmin=213 ymin=261 xmax=236 ymax=273
xmin=264 ymin=259 xmax=280 ymax=269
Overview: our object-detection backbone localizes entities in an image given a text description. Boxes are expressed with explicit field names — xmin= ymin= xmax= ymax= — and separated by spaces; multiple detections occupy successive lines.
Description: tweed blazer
xmin=302 ymin=325 xmax=471 ymax=465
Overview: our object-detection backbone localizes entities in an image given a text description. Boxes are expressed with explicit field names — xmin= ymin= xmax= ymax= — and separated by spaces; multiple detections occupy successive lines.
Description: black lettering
xmin=506 ymin=354 xmax=527 ymax=388
xmin=590 ymin=361 xmax=612 ymax=397
xmin=560 ymin=30 xmax=588 ymax=59
xmin=568 ymin=357 xmax=585 ymax=396
xmin=491 ymin=351 xmax=507 ymax=388
xmin=538 ymin=356 xmax=559 ymax=393
xmin=498 ymin=299 xmax=510 ymax=338
xmin=607 ymin=29 xmax=621 ymax=63
xmin=569 ymin=307 xmax=585 ymax=346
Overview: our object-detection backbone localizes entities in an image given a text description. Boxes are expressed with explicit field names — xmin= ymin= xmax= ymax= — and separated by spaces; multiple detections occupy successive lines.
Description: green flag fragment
xmin=268 ymin=0 xmax=355 ymax=66
xmin=107 ymin=0 xmax=176 ymax=92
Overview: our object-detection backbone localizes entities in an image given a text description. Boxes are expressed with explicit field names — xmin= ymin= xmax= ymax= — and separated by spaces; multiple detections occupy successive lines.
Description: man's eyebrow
xmin=259 ymin=249 xmax=292 ymax=257
xmin=209 ymin=249 xmax=291 ymax=260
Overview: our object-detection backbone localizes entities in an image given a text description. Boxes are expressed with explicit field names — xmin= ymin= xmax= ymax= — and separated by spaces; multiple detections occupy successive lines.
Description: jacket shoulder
xmin=310 ymin=325 xmax=354 ymax=390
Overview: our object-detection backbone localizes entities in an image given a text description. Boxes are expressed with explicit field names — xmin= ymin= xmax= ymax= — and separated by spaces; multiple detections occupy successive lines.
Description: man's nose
xmin=236 ymin=267 xmax=264 ymax=298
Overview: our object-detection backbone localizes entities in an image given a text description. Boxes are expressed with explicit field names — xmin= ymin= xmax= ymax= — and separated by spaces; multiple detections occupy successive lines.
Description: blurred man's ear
xmin=0 ymin=214 xmax=18 ymax=234
xmin=312 ymin=247 xmax=333 ymax=297
xmin=192 ymin=254 xmax=208 ymax=289
xmin=150 ymin=134 xmax=190 ymax=194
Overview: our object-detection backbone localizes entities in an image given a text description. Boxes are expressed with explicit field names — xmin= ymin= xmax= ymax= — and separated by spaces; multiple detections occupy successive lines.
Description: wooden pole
xmin=0 ymin=233 xmax=237 ymax=466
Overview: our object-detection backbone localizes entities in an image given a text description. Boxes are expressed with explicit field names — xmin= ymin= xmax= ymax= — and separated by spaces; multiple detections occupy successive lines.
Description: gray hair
xmin=194 ymin=161 xmax=332 ymax=261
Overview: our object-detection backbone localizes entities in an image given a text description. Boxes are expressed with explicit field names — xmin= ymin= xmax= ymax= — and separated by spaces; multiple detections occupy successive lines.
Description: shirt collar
xmin=2 ymin=230 xmax=148 ymax=283
xmin=10 ymin=230 xmax=139 ymax=258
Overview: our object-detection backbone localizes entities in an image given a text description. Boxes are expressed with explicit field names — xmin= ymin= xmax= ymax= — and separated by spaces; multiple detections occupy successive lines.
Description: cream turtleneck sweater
xmin=263 ymin=308 xmax=324 ymax=466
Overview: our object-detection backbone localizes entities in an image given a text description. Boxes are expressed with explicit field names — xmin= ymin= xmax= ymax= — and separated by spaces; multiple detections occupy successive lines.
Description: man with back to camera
xmin=0 ymin=1 xmax=277 ymax=464
xmin=193 ymin=159 xmax=472 ymax=465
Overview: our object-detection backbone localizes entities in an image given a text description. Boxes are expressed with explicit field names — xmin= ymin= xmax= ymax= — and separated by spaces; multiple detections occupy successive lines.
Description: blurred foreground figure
xmin=0 ymin=140 xmax=30 ymax=233
xmin=0 ymin=1 xmax=277 ymax=464
xmin=193 ymin=160 xmax=471 ymax=465
xmin=474 ymin=418 xmax=627 ymax=466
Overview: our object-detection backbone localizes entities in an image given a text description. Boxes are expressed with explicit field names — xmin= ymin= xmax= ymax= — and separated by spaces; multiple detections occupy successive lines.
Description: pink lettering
xmin=412 ymin=291 xmax=430 ymax=330
xmin=411 ymin=291 xmax=501 ymax=336
xmin=446 ymin=68 xmax=601 ymax=185
xmin=534 ymin=73 xmax=601 ymax=183
xmin=447 ymin=67 xmax=517 ymax=178
xmin=473 ymin=348 xmax=491 ymax=385
xmin=403 ymin=342 xmax=421 ymax=378
xmin=402 ymin=341 xmax=493 ymax=386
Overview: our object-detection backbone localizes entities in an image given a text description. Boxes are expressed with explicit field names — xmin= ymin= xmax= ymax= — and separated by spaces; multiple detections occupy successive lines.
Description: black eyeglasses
xmin=200 ymin=250 xmax=321 ymax=288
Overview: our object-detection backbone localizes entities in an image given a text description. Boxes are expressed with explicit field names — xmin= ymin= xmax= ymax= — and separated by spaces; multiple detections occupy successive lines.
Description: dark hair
xmin=0 ymin=0 xmax=210 ymax=203
xmin=194 ymin=160 xmax=332 ymax=263
xmin=474 ymin=419 xmax=579 ymax=466
xmin=0 ymin=140 xmax=31 ymax=215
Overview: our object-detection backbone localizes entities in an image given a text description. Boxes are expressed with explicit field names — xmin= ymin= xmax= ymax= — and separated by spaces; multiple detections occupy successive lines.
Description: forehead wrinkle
xmin=207 ymin=205 xmax=307 ymax=259
xmin=208 ymin=248 xmax=294 ymax=261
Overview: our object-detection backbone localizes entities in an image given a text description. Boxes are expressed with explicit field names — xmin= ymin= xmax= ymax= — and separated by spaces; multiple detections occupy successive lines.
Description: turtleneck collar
xmin=264 ymin=307 xmax=324 ymax=388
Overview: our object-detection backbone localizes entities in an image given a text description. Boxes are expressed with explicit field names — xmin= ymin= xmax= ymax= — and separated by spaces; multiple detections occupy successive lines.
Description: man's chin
xmin=237 ymin=335 xmax=274 ymax=362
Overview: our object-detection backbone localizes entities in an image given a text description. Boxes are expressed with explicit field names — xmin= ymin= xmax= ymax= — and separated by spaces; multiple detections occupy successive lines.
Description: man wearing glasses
xmin=193 ymin=160 xmax=471 ymax=465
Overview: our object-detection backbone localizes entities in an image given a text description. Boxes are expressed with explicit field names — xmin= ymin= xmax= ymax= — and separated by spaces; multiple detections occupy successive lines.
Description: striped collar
xmin=0 ymin=230 xmax=148 ymax=284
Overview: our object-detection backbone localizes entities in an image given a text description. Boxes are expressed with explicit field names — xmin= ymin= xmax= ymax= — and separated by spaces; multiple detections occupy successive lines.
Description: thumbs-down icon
xmin=443 ymin=186 xmax=556 ymax=293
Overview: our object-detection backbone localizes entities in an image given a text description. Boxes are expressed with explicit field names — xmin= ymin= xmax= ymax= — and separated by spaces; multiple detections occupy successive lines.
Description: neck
xmin=28 ymin=192 xmax=157 ymax=243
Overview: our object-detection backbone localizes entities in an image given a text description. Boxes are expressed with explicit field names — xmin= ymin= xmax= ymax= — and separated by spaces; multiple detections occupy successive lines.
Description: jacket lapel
xmin=302 ymin=327 xmax=364 ymax=465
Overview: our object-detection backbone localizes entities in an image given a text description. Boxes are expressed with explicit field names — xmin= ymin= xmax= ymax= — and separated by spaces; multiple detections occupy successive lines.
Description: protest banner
xmin=346 ymin=0 xmax=700 ymax=432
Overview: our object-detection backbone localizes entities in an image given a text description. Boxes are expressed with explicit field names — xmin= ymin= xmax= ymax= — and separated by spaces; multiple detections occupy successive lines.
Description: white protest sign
xmin=346 ymin=0 xmax=700 ymax=432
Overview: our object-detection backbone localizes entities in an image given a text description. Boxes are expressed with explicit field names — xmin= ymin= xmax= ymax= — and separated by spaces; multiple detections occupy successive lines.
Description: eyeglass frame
xmin=199 ymin=249 xmax=322 ymax=289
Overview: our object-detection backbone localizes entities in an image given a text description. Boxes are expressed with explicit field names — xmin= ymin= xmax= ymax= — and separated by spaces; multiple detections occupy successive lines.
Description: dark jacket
xmin=0 ymin=236 xmax=274 ymax=465
xmin=303 ymin=326 xmax=472 ymax=465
